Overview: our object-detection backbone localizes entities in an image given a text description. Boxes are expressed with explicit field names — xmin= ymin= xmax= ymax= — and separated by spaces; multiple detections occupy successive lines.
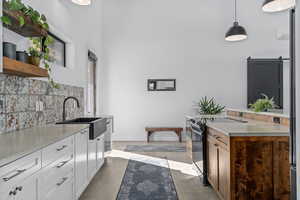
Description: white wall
xmin=103 ymin=0 xmax=290 ymax=141
xmin=2 ymin=0 xmax=105 ymax=114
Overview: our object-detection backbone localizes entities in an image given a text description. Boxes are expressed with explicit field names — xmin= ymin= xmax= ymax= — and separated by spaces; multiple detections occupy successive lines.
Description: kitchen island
xmin=187 ymin=113 xmax=290 ymax=200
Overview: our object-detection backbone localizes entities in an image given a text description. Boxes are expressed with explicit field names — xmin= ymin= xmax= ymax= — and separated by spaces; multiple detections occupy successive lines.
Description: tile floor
xmin=80 ymin=142 xmax=218 ymax=200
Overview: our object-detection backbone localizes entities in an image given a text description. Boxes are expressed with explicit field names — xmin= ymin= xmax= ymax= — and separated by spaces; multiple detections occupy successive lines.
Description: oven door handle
xmin=192 ymin=129 xmax=203 ymax=135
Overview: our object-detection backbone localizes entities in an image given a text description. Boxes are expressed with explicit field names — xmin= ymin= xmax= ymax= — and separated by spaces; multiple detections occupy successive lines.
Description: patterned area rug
xmin=116 ymin=159 xmax=178 ymax=200
xmin=125 ymin=145 xmax=186 ymax=152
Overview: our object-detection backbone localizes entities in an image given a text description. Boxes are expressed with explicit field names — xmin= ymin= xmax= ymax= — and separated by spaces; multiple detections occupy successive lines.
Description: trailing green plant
xmin=197 ymin=96 xmax=225 ymax=115
xmin=1 ymin=0 xmax=49 ymax=30
xmin=28 ymin=37 xmax=59 ymax=89
xmin=1 ymin=0 xmax=58 ymax=89
xmin=249 ymin=94 xmax=277 ymax=112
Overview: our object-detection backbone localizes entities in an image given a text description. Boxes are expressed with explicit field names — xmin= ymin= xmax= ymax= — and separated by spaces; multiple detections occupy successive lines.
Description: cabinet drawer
xmin=43 ymin=172 xmax=74 ymax=200
xmin=0 ymin=151 xmax=41 ymax=193
xmin=42 ymin=136 xmax=74 ymax=167
xmin=207 ymin=128 xmax=229 ymax=147
xmin=39 ymin=153 xmax=74 ymax=197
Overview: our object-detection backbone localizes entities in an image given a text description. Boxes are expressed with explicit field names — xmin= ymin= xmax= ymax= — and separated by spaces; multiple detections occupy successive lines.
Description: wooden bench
xmin=145 ymin=127 xmax=183 ymax=143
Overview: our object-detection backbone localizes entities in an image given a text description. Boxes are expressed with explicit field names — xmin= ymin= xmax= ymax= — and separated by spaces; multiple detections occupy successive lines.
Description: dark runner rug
xmin=125 ymin=145 xmax=186 ymax=152
xmin=116 ymin=159 xmax=178 ymax=200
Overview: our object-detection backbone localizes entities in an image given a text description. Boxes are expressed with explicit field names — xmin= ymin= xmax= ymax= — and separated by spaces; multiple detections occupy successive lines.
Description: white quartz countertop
xmin=206 ymin=119 xmax=289 ymax=137
xmin=186 ymin=115 xmax=289 ymax=136
xmin=0 ymin=124 xmax=89 ymax=167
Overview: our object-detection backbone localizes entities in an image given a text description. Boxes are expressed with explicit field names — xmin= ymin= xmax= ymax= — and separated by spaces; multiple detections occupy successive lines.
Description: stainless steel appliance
xmin=187 ymin=119 xmax=209 ymax=186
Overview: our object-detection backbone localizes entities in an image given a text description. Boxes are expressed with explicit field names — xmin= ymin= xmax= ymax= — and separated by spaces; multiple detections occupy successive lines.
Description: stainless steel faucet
xmin=62 ymin=96 xmax=80 ymax=121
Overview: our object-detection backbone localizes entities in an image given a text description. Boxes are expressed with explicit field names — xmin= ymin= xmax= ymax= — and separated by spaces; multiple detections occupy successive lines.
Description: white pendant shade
xmin=262 ymin=0 xmax=296 ymax=12
xmin=72 ymin=0 xmax=91 ymax=6
xmin=225 ymin=34 xmax=248 ymax=42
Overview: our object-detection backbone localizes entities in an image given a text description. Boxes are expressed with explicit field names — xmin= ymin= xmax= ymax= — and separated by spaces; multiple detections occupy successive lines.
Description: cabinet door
xmin=218 ymin=145 xmax=230 ymax=200
xmin=88 ymin=139 xmax=97 ymax=179
xmin=96 ymin=135 xmax=105 ymax=170
xmin=207 ymin=137 xmax=218 ymax=190
xmin=75 ymin=130 xmax=88 ymax=198
xmin=44 ymin=177 xmax=74 ymax=200
xmin=0 ymin=187 xmax=15 ymax=200
xmin=14 ymin=175 xmax=38 ymax=200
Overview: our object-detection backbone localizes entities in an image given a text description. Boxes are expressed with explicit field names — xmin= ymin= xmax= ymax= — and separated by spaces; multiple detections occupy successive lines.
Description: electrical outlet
xmin=36 ymin=101 xmax=40 ymax=111
xmin=39 ymin=101 xmax=44 ymax=111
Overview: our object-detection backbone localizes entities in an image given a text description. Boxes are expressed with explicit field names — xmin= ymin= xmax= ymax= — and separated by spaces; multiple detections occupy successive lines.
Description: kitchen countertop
xmin=186 ymin=115 xmax=289 ymax=137
xmin=0 ymin=124 xmax=89 ymax=167
xmin=227 ymin=108 xmax=289 ymax=118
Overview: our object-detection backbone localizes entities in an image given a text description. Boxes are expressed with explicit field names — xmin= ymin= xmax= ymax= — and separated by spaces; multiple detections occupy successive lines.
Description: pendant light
xmin=71 ymin=0 xmax=91 ymax=6
xmin=262 ymin=0 xmax=295 ymax=12
xmin=225 ymin=0 xmax=247 ymax=42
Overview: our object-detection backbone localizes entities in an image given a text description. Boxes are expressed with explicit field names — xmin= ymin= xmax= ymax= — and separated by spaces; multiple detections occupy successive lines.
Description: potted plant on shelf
xmin=1 ymin=0 xmax=59 ymax=89
xmin=249 ymin=94 xmax=277 ymax=112
xmin=28 ymin=37 xmax=59 ymax=89
xmin=28 ymin=38 xmax=42 ymax=66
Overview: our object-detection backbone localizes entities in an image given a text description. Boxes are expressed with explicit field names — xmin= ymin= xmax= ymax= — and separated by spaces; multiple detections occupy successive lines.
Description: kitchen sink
xmin=56 ymin=117 xmax=107 ymax=140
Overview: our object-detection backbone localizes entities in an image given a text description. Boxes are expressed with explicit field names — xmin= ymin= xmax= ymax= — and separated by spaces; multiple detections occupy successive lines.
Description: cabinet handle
xmin=16 ymin=186 xmax=23 ymax=191
xmin=3 ymin=169 xmax=26 ymax=182
xmin=9 ymin=190 xmax=17 ymax=196
xmin=56 ymin=157 xmax=73 ymax=168
xmin=56 ymin=177 xmax=68 ymax=186
xmin=56 ymin=145 xmax=67 ymax=152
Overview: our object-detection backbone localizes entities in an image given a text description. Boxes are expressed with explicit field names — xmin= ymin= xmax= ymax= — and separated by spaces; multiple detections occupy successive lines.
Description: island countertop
xmin=0 ymin=124 xmax=89 ymax=167
xmin=186 ymin=115 xmax=289 ymax=137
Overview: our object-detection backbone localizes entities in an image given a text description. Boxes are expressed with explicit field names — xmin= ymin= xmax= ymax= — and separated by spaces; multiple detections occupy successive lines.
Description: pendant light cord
xmin=234 ymin=0 xmax=237 ymax=22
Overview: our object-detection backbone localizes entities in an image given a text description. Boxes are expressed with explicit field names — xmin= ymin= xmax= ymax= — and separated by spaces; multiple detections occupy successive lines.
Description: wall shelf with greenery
xmin=3 ymin=56 xmax=49 ymax=77
xmin=2 ymin=2 xmax=48 ymax=37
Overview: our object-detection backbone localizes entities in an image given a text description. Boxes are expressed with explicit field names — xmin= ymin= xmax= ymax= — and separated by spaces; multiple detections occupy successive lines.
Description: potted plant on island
xmin=249 ymin=94 xmax=277 ymax=112
xmin=196 ymin=96 xmax=225 ymax=124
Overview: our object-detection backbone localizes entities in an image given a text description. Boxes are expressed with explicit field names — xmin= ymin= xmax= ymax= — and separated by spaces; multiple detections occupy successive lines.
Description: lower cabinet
xmin=0 ymin=128 xmax=107 ymax=200
xmin=96 ymin=134 xmax=105 ymax=170
xmin=0 ymin=174 xmax=38 ymax=200
xmin=218 ymin=145 xmax=230 ymax=200
xmin=43 ymin=175 xmax=74 ymax=200
xmin=207 ymin=137 xmax=219 ymax=190
xmin=75 ymin=129 xmax=88 ymax=199
xmin=14 ymin=175 xmax=38 ymax=200
xmin=206 ymin=127 xmax=290 ymax=200
xmin=88 ymin=139 xmax=97 ymax=179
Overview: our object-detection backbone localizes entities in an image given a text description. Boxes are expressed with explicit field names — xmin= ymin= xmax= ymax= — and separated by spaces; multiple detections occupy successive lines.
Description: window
xmin=48 ymin=32 xmax=66 ymax=67
xmin=87 ymin=50 xmax=97 ymax=116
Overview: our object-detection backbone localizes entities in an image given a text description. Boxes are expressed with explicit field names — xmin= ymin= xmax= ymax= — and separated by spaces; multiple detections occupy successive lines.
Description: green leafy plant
xmin=1 ymin=0 xmax=58 ymax=89
xmin=249 ymin=94 xmax=276 ymax=112
xmin=1 ymin=0 xmax=49 ymax=29
xmin=28 ymin=37 xmax=59 ymax=89
xmin=197 ymin=96 xmax=225 ymax=115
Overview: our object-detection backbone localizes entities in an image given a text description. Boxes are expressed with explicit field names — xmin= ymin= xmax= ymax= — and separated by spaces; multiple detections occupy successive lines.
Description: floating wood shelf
xmin=3 ymin=57 xmax=49 ymax=77
xmin=3 ymin=6 xmax=48 ymax=37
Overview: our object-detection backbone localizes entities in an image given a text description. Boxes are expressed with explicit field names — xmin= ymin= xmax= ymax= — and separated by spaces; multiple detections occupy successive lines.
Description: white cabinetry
xmin=0 ymin=126 xmax=108 ymax=200
xmin=43 ymin=174 xmax=74 ymax=200
xmin=88 ymin=139 xmax=97 ymax=179
xmin=14 ymin=175 xmax=38 ymax=200
xmin=75 ymin=129 xmax=88 ymax=199
xmin=0 ymin=151 xmax=41 ymax=200
xmin=96 ymin=134 xmax=105 ymax=170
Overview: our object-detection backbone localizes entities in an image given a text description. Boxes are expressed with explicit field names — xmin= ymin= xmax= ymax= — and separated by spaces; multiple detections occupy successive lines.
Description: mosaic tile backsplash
xmin=0 ymin=74 xmax=84 ymax=134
